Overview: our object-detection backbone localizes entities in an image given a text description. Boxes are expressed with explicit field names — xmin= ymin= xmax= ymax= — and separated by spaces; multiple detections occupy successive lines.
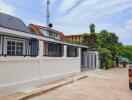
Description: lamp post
xmin=46 ymin=0 xmax=53 ymax=28
xmin=47 ymin=0 xmax=50 ymax=27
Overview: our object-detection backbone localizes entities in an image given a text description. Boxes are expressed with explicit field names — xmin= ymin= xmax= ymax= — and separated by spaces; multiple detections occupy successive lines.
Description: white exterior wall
xmin=0 ymin=57 xmax=80 ymax=96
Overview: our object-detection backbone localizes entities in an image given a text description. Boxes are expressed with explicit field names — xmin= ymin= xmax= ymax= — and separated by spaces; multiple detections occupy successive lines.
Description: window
xmin=40 ymin=29 xmax=49 ymax=36
xmin=6 ymin=40 xmax=24 ymax=56
xmin=49 ymin=33 xmax=53 ymax=38
xmin=67 ymin=46 xmax=78 ymax=57
xmin=44 ymin=42 xmax=63 ymax=57
xmin=55 ymin=34 xmax=57 ymax=37
xmin=49 ymin=32 xmax=58 ymax=39
xmin=30 ymin=28 xmax=37 ymax=35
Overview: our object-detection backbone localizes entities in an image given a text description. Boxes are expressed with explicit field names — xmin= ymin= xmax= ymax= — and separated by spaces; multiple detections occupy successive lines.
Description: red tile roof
xmin=28 ymin=24 xmax=65 ymax=37
xmin=28 ymin=24 xmax=44 ymax=36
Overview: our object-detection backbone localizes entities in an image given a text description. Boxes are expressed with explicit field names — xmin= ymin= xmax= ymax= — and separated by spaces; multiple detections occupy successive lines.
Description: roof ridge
xmin=29 ymin=23 xmax=64 ymax=34
xmin=0 ymin=12 xmax=30 ymax=33
xmin=0 ymin=12 xmax=21 ymax=21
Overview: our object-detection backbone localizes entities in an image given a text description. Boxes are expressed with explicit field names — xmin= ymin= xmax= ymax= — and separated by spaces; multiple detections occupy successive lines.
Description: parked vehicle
xmin=129 ymin=64 xmax=132 ymax=90
xmin=118 ymin=56 xmax=129 ymax=67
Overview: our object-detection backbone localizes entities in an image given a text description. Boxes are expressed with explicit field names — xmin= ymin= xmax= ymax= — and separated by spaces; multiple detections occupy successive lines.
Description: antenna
xmin=47 ymin=0 xmax=50 ymax=27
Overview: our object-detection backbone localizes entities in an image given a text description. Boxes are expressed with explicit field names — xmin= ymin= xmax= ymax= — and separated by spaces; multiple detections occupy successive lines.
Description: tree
xmin=81 ymin=26 xmax=132 ymax=69
xmin=82 ymin=23 xmax=98 ymax=50
xmin=99 ymin=48 xmax=113 ymax=69
xmin=82 ymin=33 xmax=99 ymax=51
xmin=89 ymin=23 xmax=95 ymax=33
xmin=98 ymin=30 xmax=122 ymax=57
xmin=121 ymin=46 xmax=132 ymax=61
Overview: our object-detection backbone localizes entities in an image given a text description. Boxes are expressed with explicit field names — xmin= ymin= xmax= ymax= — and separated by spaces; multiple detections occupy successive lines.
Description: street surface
xmin=28 ymin=68 xmax=132 ymax=100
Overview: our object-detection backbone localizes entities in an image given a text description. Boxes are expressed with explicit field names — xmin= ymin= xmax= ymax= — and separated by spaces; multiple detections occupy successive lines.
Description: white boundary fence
xmin=0 ymin=57 xmax=80 ymax=96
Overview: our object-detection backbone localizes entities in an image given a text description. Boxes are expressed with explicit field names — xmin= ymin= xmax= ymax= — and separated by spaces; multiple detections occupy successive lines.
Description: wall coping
xmin=0 ymin=56 xmax=80 ymax=62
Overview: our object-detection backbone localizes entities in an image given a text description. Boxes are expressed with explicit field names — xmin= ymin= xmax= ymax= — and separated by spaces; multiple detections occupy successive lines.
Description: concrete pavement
xmin=28 ymin=68 xmax=132 ymax=100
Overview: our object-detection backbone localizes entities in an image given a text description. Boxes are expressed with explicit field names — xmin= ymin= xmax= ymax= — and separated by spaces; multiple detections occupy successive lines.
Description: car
xmin=129 ymin=64 xmax=132 ymax=90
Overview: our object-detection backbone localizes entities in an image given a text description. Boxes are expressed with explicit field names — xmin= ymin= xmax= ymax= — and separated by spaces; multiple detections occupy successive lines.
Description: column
xmin=38 ymin=40 xmax=44 ymax=57
xmin=63 ymin=45 xmax=67 ymax=58
xmin=78 ymin=48 xmax=81 ymax=58
xmin=96 ymin=52 xmax=99 ymax=69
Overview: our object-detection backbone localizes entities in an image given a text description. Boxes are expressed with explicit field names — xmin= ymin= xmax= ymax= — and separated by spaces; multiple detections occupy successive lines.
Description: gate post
xmin=96 ymin=52 xmax=99 ymax=69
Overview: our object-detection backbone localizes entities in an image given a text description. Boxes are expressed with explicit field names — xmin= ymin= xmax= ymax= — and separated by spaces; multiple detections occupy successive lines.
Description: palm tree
xmin=89 ymin=23 xmax=95 ymax=34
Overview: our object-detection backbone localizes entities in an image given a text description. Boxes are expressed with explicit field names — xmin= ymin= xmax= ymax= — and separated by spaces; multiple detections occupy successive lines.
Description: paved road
xmin=28 ymin=68 xmax=132 ymax=100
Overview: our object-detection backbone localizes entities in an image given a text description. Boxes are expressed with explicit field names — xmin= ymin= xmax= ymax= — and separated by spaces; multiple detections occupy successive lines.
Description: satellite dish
xmin=49 ymin=23 xmax=53 ymax=28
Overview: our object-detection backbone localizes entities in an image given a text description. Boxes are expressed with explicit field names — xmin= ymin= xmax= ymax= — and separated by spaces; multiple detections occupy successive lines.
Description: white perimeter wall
xmin=0 ymin=57 xmax=80 ymax=96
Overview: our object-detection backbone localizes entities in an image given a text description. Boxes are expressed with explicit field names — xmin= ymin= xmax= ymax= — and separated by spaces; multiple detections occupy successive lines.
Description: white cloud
xmin=58 ymin=0 xmax=79 ymax=12
xmin=0 ymin=0 xmax=131 ymax=44
xmin=52 ymin=0 xmax=132 ymax=44
xmin=125 ymin=19 xmax=132 ymax=32
xmin=0 ymin=1 xmax=16 ymax=15
xmin=58 ymin=0 xmax=132 ymax=23
xmin=29 ymin=20 xmax=45 ymax=26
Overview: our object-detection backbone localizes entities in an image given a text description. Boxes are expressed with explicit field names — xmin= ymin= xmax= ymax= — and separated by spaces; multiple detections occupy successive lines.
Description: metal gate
xmin=81 ymin=51 xmax=98 ymax=70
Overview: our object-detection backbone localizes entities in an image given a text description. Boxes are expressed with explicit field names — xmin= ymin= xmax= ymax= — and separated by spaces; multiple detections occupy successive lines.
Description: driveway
xmin=28 ymin=68 xmax=132 ymax=100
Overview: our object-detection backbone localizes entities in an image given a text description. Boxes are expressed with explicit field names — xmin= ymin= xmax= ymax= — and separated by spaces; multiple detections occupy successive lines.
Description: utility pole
xmin=47 ymin=0 xmax=50 ymax=27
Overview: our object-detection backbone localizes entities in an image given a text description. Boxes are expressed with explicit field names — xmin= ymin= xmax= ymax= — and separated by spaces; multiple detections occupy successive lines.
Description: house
xmin=0 ymin=12 xmax=39 ymax=57
xmin=64 ymin=34 xmax=82 ymax=42
xmin=0 ymin=12 xmax=99 ymax=96
xmin=28 ymin=24 xmax=66 ymax=41
xmin=28 ymin=24 xmax=82 ymax=57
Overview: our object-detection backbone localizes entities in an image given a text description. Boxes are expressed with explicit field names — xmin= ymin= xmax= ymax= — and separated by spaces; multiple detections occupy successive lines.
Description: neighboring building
xmin=65 ymin=34 xmax=82 ymax=42
xmin=28 ymin=24 xmax=66 ymax=41
xmin=28 ymin=24 xmax=82 ymax=43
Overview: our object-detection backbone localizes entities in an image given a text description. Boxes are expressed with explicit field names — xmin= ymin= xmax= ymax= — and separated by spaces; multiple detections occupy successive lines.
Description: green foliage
xmin=97 ymin=30 xmax=123 ymax=68
xmin=121 ymin=46 xmax=132 ymax=61
xmin=99 ymin=48 xmax=112 ymax=69
xmin=98 ymin=30 xmax=120 ymax=47
xmin=98 ymin=30 xmax=123 ymax=56
xmin=99 ymin=48 xmax=116 ymax=69
xmin=81 ymin=33 xmax=88 ymax=46
xmin=89 ymin=23 xmax=95 ymax=33
xmin=81 ymin=23 xmax=132 ymax=68
xmin=99 ymin=48 xmax=112 ymax=59
xmin=82 ymin=33 xmax=99 ymax=51
xmin=66 ymin=40 xmax=82 ymax=45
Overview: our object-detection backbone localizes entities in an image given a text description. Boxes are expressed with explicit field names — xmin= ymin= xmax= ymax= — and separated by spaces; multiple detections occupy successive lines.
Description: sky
xmin=0 ymin=0 xmax=132 ymax=45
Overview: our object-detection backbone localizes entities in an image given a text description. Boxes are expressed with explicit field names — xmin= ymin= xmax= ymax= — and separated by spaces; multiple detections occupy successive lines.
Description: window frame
xmin=4 ymin=37 xmax=26 ymax=56
xmin=43 ymin=42 xmax=64 ymax=57
xmin=67 ymin=46 xmax=78 ymax=57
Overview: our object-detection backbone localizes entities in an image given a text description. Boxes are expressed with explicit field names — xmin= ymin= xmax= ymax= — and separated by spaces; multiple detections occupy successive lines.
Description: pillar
xmin=78 ymin=48 xmax=81 ymax=58
xmin=63 ymin=45 xmax=67 ymax=58
xmin=96 ymin=52 xmax=99 ymax=69
xmin=38 ymin=40 xmax=44 ymax=57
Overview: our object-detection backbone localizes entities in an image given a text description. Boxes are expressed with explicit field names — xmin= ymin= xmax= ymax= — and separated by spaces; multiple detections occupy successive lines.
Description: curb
xmin=18 ymin=79 xmax=73 ymax=100
xmin=73 ymin=75 xmax=88 ymax=81
xmin=1 ymin=74 xmax=88 ymax=100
